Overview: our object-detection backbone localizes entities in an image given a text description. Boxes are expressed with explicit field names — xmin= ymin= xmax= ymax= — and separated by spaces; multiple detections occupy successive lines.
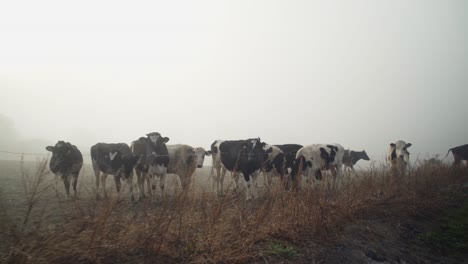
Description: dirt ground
xmin=0 ymin=159 xmax=467 ymax=263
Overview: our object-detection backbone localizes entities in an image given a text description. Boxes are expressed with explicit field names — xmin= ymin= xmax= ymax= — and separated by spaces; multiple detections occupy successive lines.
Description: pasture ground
xmin=0 ymin=158 xmax=467 ymax=263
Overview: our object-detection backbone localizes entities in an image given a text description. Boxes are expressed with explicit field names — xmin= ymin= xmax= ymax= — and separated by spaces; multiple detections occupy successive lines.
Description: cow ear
xmin=146 ymin=133 xmax=150 ymax=137
xmin=163 ymin=137 xmax=169 ymax=143
xmin=390 ymin=143 xmax=396 ymax=147
xmin=406 ymin=143 xmax=412 ymax=148
xmin=205 ymin=151 xmax=212 ymax=156
xmin=46 ymin=146 xmax=54 ymax=152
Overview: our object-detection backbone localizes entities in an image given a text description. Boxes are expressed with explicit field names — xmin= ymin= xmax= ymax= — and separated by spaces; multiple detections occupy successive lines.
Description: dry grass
xmin=0 ymin=160 xmax=467 ymax=264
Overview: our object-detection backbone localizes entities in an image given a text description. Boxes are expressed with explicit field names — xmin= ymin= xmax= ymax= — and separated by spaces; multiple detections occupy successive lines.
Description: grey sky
xmin=1 ymin=0 xmax=467 ymax=164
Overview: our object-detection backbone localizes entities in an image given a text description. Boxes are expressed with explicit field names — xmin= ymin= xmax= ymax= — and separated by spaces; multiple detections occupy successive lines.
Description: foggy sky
xmin=1 ymin=0 xmax=467 ymax=165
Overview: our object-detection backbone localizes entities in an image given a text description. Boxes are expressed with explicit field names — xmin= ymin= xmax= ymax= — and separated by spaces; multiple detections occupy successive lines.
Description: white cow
xmin=166 ymin=144 xmax=211 ymax=190
xmin=290 ymin=143 xmax=345 ymax=188
xmin=387 ymin=140 xmax=412 ymax=176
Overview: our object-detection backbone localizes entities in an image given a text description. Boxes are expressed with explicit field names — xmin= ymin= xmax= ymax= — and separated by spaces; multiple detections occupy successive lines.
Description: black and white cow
xmin=166 ymin=144 xmax=211 ymax=190
xmin=46 ymin=141 xmax=83 ymax=199
xmin=342 ymin=150 xmax=370 ymax=171
xmin=273 ymin=144 xmax=303 ymax=188
xmin=210 ymin=140 xmax=227 ymax=194
xmin=444 ymin=144 xmax=468 ymax=166
xmin=387 ymin=140 xmax=412 ymax=176
xmin=91 ymin=143 xmax=138 ymax=201
xmin=131 ymin=132 xmax=170 ymax=199
xmin=291 ymin=144 xmax=345 ymax=188
xmin=274 ymin=144 xmax=303 ymax=173
xmin=257 ymin=145 xmax=286 ymax=188
xmin=219 ymin=138 xmax=272 ymax=200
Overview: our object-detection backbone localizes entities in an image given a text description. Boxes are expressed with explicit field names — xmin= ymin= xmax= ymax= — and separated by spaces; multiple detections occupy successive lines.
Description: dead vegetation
xmin=0 ymin=160 xmax=467 ymax=264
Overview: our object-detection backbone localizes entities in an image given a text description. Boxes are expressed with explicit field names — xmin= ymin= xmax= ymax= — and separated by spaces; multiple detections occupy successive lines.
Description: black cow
xmin=342 ymin=150 xmax=370 ymax=171
xmin=445 ymin=144 xmax=468 ymax=166
xmin=131 ymin=132 xmax=170 ymax=199
xmin=219 ymin=138 xmax=272 ymax=199
xmin=275 ymin=144 xmax=302 ymax=171
xmin=91 ymin=143 xmax=138 ymax=201
xmin=267 ymin=144 xmax=303 ymax=188
xmin=46 ymin=141 xmax=83 ymax=199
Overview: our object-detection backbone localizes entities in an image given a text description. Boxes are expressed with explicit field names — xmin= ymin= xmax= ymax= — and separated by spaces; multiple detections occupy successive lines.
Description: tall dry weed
xmin=0 ymin=161 xmax=466 ymax=263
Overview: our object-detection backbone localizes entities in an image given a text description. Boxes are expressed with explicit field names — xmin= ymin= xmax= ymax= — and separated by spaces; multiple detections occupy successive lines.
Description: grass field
xmin=0 ymin=158 xmax=467 ymax=263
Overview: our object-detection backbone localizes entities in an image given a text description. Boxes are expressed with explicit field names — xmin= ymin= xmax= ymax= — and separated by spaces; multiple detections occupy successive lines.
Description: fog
xmin=1 ymin=1 xmax=467 ymax=165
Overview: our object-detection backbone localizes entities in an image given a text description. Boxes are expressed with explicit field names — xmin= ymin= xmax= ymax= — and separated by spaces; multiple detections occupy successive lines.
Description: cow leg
xmin=336 ymin=164 xmax=343 ymax=186
xmin=115 ymin=176 xmax=122 ymax=193
xmin=101 ymin=173 xmax=108 ymax=198
xmin=219 ymin=166 xmax=227 ymax=195
xmin=181 ymin=175 xmax=191 ymax=190
xmin=262 ymin=171 xmax=268 ymax=188
xmin=94 ymin=169 xmax=101 ymax=200
xmin=128 ymin=174 xmax=135 ymax=202
xmin=159 ymin=173 xmax=166 ymax=195
xmin=261 ymin=171 xmax=272 ymax=189
xmin=251 ymin=172 xmax=260 ymax=198
xmin=210 ymin=165 xmax=216 ymax=191
xmin=62 ymin=174 xmax=71 ymax=200
xmin=244 ymin=174 xmax=253 ymax=200
xmin=135 ymin=169 xmax=143 ymax=199
xmin=232 ymin=172 xmax=240 ymax=191
xmin=72 ymin=172 xmax=78 ymax=199
xmin=151 ymin=174 xmax=158 ymax=194
xmin=146 ymin=173 xmax=152 ymax=197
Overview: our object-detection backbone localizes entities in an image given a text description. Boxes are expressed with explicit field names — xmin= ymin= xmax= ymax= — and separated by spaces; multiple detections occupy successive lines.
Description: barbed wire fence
xmin=0 ymin=149 xmax=452 ymax=166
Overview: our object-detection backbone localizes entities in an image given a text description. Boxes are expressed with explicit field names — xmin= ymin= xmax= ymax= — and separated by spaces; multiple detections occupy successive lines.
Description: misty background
xmin=1 ymin=1 xmax=467 ymax=166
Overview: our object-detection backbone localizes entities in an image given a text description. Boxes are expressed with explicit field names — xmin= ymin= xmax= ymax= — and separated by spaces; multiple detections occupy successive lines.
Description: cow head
xmin=360 ymin=150 xmax=370 ymax=161
xmin=46 ymin=141 xmax=74 ymax=170
xmin=46 ymin=141 xmax=73 ymax=156
xmin=146 ymin=132 xmax=169 ymax=145
xmin=108 ymin=149 xmax=138 ymax=179
xmin=394 ymin=141 xmax=412 ymax=165
xmin=193 ymin=147 xmax=211 ymax=168
xmin=245 ymin=138 xmax=272 ymax=162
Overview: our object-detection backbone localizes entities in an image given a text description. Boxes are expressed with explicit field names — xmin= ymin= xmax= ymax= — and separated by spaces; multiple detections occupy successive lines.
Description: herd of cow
xmin=44 ymin=132 xmax=468 ymax=201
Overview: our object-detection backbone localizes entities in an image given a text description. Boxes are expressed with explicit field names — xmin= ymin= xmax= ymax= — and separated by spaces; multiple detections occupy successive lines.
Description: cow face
xmin=359 ymin=150 xmax=370 ymax=161
xmin=46 ymin=141 xmax=72 ymax=156
xmin=395 ymin=141 xmax=411 ymax=165
xmin=46 ymin=141 xmax=73 ymax=168
xmin=193 ymin=148 xmax=211 ymax=168
xmin=246 ymin=138 xmax=272 ymax=162
xmin=388 ymin=141 xmax=411 ymax=166
xmin=146 ymin=132 xmax=170 ymax=145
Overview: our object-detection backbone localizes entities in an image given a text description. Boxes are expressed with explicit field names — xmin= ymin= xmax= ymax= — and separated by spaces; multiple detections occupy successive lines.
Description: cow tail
xmin=443 ymin=148 xmax=453 ymax=159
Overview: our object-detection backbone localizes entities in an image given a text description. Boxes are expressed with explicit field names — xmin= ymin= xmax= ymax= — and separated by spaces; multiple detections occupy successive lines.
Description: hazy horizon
xmin=1 ymin=1 xmax=467 ymax=166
